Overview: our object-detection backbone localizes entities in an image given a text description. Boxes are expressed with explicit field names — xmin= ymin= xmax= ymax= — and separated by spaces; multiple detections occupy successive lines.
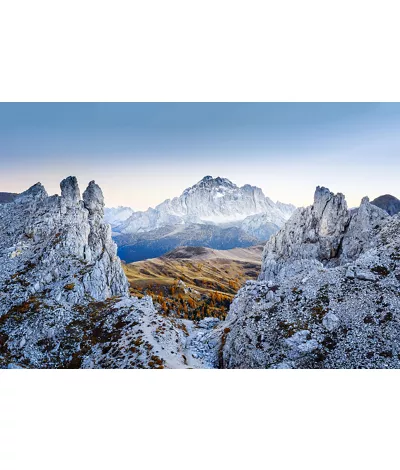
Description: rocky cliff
xmin=0 ymin=177 xmax=194 ymax=369
xmin=198 ymin=187 xmax=400 ymax=369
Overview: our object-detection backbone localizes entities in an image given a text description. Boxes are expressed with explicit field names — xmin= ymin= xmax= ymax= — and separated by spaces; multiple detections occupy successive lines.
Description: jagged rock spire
xmin=83 ymin=180 xmax=104 ymax=217
xmin=15 ymin=182 xmax=48 ymax=203
xmin=60 ymin=176 xmax=80 ymax=203
xmin=259 ymin=186 xmax=389 ymax=283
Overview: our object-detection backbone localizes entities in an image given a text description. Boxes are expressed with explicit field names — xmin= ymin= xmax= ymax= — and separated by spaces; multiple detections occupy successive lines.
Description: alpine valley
xmin=2 ymin=175 xmax=400 ymax=369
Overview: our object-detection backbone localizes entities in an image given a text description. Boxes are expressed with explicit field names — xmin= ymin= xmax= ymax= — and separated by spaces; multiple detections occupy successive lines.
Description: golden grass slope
xmin=123 ymin=245 xmax=263 ymax=320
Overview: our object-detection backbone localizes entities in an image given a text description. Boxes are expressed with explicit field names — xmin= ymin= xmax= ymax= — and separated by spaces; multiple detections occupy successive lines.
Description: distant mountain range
xmin=104 ymin=206 xmax=135 ymax=226
xmin=371 ymin=194 xmax=400 ymax=216
xmin=106 ymin=176 xmax=296 ymax=262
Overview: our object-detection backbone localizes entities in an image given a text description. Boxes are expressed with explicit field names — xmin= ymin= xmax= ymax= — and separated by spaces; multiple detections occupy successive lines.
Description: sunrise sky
xmin=1 ymin=102 xmax=400 ymax=210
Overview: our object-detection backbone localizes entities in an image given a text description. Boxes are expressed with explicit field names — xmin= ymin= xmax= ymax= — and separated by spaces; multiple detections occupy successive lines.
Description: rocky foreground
xmin=0 ymin=177 xmax=201 ymax=368
xmin=200 ymin=187 xmax=400 ymax=368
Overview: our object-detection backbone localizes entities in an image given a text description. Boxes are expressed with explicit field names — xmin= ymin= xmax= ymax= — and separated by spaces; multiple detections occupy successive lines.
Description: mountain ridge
xmin=118 ymin=175 xmax=294 ymax=231
xmin=111 ymin=176 xmax=296 ymax=262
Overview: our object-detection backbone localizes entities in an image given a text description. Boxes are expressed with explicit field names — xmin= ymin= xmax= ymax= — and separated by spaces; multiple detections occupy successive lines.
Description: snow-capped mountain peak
xmin=151 ymin=175 xmax=294 ymax=225
xmin=114 ymin=176 xmax=296 ymax=246
xmin=182 ymin=175 xmax=237 ymax=197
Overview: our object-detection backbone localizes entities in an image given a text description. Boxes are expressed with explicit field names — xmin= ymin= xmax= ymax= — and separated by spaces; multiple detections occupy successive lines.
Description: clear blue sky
xmin=1 ymin=103 xmax=400 ymax=209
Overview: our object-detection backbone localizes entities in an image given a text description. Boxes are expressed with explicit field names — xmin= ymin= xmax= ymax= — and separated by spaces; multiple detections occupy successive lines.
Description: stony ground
xmin=212 ymin=188 xmax=400 ymax=368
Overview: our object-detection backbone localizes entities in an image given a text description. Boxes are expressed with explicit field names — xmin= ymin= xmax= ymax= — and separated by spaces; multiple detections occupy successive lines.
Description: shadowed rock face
xmin=371 ymin=194 xmax=400 ymax=216
xmin=0 ymin=193 xmax=18 ymax=204
xmin=198 ymin=186 xmax=400 ymax=369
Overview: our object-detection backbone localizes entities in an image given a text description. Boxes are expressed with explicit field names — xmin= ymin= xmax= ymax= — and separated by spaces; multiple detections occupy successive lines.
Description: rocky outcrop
xmin=208 ymin=186 xmax=400 ymax=369
xmin=60 ymin=176 xmax=81 ymax=204
xmin=0 ymin=177 xmax=193 ymax=369
xmin=340 ymin=196 xmax=388 ymax=262
xmin=259 ymin=187 xmax=388 ymax=283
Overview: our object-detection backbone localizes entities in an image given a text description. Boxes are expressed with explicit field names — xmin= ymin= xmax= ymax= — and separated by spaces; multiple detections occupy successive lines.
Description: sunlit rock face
xmin=204 ymin=187 xmax=400 ymax=369
xmin=0 ymin=177 xmax=128 ymax=367
xmin=0 ymin=177 xmax=209 ymax=369
xmin=258 ymin=187 xmax=388 ymax=283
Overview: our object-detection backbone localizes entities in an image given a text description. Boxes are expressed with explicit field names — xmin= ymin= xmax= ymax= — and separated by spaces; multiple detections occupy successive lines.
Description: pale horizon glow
xmin=1 ymin=103 xmax=400 ymax=210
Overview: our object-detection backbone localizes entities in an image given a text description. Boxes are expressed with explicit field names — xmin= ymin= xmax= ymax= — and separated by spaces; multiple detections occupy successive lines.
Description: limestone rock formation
xmin=60 ymin=176 xmax=81 ymax=203
xmin=259 ymin=187 xmax=388 ymax=283
xmin=204 ymin=187 xmax=400 ymax=369
xmin=0 ymin=177 xmax=193 ymax=369
xmin=117 ymin=176 xmax=294 ymax=233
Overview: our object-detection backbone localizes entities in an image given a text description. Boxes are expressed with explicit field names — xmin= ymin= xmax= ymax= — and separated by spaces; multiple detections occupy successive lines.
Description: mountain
xmin=239 ymin=213 xmax=280 ymax=240
xmin=0 ymin=192 xmax=18 ymax=204
xmin=113 ymin=176 xmax=295 ymax=261
xmin=275 ymin=200 xmax=297 ymax=219
xmin=0 ymin=177 xmax=202 ymax=369
xmin=104 ymin=206 xmax=134 ymax=226
xmin=193 ymin=186 xmax=400 ymax=368
xmin=371 ymin=194 xmax=400 ymax=216
xmin=152 ymin=176 xmax=289 ymax=225
xmin=116 ymin=208 xmax=182 ymax=234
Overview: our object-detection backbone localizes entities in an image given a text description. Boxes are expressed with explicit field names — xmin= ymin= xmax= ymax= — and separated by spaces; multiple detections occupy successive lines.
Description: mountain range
xmin=371 ymin=194 xmax=400 ymax=216
xmin=2 ymin=176 xmax=400 ymax=369
xmin=106 ymin=176 xmax=296 ymax=262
